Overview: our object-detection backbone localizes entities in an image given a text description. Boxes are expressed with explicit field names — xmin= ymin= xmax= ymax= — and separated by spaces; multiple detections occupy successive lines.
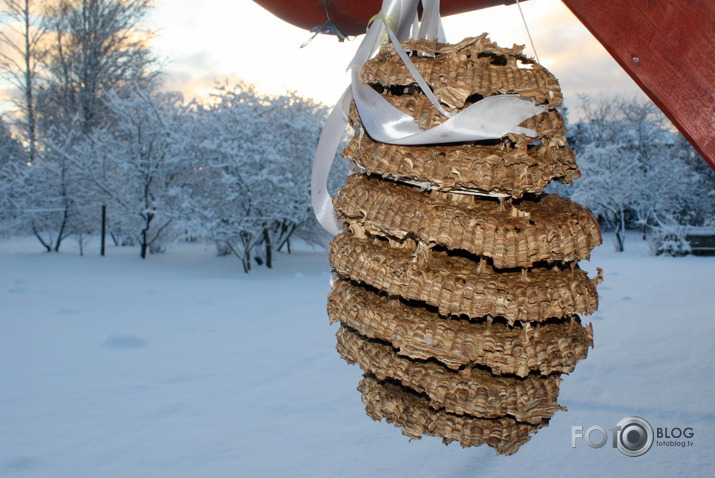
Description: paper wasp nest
xmin=328 ymin=34 xmax=602 ymax=455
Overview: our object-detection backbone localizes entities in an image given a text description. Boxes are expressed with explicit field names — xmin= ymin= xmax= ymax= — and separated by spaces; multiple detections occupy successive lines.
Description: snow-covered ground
xmin=1 ymin=234 xmax=713 ymax=477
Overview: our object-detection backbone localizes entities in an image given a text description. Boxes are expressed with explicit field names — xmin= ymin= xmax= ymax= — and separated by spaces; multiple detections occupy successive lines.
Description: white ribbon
xmin=311 ymin=0 xmax=546 ymax=235
xmin=310 ymin=89 xmax=351 ymax=235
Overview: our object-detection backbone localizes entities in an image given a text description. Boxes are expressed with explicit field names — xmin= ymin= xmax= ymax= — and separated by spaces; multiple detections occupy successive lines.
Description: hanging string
xmin=514 ymin=0 xmax=540 ymax=63
xmin=301 ymin=0 xmax=349 ymax=47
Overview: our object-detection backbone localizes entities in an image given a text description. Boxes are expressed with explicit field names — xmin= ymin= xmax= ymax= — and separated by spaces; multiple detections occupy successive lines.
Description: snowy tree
xmin=570 ymin=142 xmax=637 ymax=252
xmin=7 ymin=121 xmax=97 ymax=251
xmin=42 ymin=0 xmax=157 ymax=132
xmin=0 ymin=116 xmax=28 ymax=234
xmin=673 ymin=133 xmax=715 ymax=227
xmin=569 ymin=96 xmax=702 ymax=252
xmin=0 ymin=114 xmax=24 ymax=168
xmin=255 ymin=89 xmax=329 ymax=259
xmin=77 ymin=87 xmax=197 ymax=258
xmin=0 ymin=0 xmax=48 ymax=163
xmin=0 ymin=117 xmax=78 ymax=250
xmin=176 ymin=82 xmax=329 ymax=272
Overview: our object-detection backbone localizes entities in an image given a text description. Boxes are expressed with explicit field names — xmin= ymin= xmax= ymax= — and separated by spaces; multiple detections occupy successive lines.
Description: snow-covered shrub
xmin=175 ymin=82 xmax=330 ymax=271
xmin=649 ymin=226 xmax=691 ymax=257
xmin=75 ymin=88 xmax=198 ymax=258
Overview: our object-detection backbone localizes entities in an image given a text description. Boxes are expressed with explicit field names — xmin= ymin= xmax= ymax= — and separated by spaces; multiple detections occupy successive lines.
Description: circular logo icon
xmin=616 ymin=416 xmax=653 ymax=457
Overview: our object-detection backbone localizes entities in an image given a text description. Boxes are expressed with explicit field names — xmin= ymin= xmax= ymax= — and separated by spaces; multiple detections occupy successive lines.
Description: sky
xmin=148 ymin=0 xmax=645 ymax=116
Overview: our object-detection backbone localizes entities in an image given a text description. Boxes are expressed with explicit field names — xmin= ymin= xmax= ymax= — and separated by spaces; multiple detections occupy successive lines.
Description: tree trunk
xmin=53 ymin=204 xmax=69 ymax=252
xmin=614 ymin=205 xmax=626 ymax=252
xmin=224 ymin=241 xmax=251 ymax=273
xmin=276 ymin=222 xmax=297 ymax=253
xmin=140 ymin=213 xmax=153 ymax=259
xmin=614 ymin=228 xmax=625 ymax=252
xmin=32 ymin=223 xmax=51 ymax=252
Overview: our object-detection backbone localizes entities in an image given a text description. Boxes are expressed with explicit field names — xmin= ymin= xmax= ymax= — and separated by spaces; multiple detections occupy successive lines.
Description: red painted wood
xmin=562 ymin=0 xmax=715 ymax=170
xmin=252 ymin=0 xmax=518 ymax=37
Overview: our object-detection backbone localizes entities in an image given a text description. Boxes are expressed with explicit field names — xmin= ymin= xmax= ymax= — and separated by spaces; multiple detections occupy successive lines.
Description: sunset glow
xmin=148 ymin=0 xmax=644 ymax=112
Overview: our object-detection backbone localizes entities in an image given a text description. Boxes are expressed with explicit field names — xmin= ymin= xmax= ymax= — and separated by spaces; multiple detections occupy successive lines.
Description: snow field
xmin=1 ymin=234 xmax=713 ymax=477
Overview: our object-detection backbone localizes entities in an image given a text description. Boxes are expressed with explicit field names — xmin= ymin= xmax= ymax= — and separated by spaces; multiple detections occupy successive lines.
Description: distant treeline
xmin=0 ymin=1 xmax=712 ymax=268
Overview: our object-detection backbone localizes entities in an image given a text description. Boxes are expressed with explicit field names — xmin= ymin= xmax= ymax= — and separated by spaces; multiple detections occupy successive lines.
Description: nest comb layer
xmin=334 ymin=174 xmax=602 ymax=269
xmin=337 ymin=326 xmax=563 ymax=424
xmin=329 ymin=232 xmax=601 ymax=325
xmin=358 ymin=374 xmax=546 ymax=455
xmin=328 ymin=279 xmax=593 ymax=377
xmin=361 ymin=34 xmax=563 ymax=118
xmin=344 ymin=104 xmax=578 ymax=198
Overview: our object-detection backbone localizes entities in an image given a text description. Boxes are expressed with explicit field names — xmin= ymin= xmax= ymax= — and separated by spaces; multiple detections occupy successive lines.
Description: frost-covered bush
xmin=649 ymin=226 xmax=691 ymax=257
xmin=175 ymin=82 xmax=330 ymax=271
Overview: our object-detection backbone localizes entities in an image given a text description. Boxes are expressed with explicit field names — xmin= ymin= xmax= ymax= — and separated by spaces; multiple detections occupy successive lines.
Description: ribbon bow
xmin=311 ymin=0 xmax=545 ymax=235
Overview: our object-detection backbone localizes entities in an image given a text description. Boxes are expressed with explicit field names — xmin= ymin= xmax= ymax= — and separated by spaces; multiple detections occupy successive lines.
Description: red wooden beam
xmin=562 ymin=0 xmax=715 ymax=170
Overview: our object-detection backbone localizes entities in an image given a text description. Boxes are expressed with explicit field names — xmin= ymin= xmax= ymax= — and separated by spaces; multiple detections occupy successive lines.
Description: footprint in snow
xmin=9 ymin=279 xmax=30 ymax=293
xmin=56 ymin=308 xmax=79 ymax=315
xmin=103 ymin=333 xmax=148 ymax=349
xmin=4 ymin=456 xmax=42 ymax=471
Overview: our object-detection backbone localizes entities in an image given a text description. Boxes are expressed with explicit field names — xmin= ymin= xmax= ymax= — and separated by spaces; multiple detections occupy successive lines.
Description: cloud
xmin=158 ymin=71 xmax=255 ymax=102
xmin=529 ymin=2 xmax=645 ymax=117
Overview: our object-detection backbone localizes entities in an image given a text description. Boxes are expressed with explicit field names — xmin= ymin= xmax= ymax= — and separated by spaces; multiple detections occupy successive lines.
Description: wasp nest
xmin=327 ymin=34 xmax=602 ymax=455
